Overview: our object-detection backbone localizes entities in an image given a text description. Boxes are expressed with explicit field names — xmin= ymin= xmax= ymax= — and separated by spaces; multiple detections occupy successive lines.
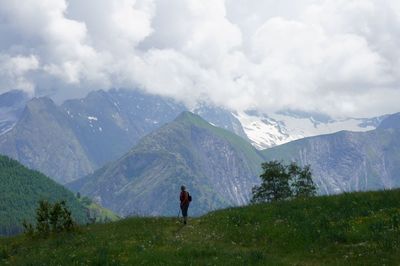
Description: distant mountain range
xmin=1 ymin=88 xmax=399 ymax=217
xmin=68 ymin=111 xmax=400 ymax=217
xmin=262 ymin=113 xmax=400 ymax=194
xmin=68 ymin=112 xmax=264 ymax=216
xmin=233 ymin=110 xmax=385 ymax=149
xmin=0 ymin=89 xmax=386 ymax=184
xmin=0 ymin=89 xmax=188 ymax=183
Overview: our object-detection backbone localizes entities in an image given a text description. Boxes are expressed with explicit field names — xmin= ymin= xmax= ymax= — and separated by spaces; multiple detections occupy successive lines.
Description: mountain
xmin=0 ymin=89 xmax=244 ymax=184
xmin=261 ymin=112 xmax=400 ymax=194
xmin=0 ymin=97 xmax=94 ymax=183
xmin=234 ymin=110 xmax=385 ymax=149
xmin=0 ymin=155 xmax=89 ymax=236
xmin=68 ymin=111 xmax=400 ymax=217
xmin=0 ymin=89 xmax=188 ymax=183
xmin=0 ymin=90 xmax=30 ymax=135
xmin=68 ymin=112 xmax=264 ymax=217
xmin=192 ymin=105 xmax=249 ymax=140
xmin=0 ymin=88 xmax=387 ymax=184
xmin=378 ymin=112 xmax=400 ymax=130
xmin=61 ymin=89 xmax=187 ymax=167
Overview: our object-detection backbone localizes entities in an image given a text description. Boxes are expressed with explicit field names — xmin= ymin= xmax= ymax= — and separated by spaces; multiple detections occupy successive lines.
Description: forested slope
xmin=0 ymin=155 xmax=89 ymax=236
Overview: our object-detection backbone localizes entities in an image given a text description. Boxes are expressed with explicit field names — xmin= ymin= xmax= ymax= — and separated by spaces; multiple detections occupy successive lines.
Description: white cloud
xmin=0 ymin=54 xmax=39 ymax=94
xmin=0 ymin=0 xmax=399 ymax=117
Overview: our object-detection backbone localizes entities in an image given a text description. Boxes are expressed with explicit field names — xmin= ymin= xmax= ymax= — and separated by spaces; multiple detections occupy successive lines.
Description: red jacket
xmin=180 ymin=191 xmax=189 ymax=205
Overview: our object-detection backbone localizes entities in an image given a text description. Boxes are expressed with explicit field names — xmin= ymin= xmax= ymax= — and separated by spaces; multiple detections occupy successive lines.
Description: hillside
xmin=1 ymin=189 xmax=399 ymax=265
xmin=0 ymin=155 xmax=89 ymax=236
xmin=68 ymin=111 xmax=264 ymax=217
xmin=261 ymin=112 xmax=400 ymax=194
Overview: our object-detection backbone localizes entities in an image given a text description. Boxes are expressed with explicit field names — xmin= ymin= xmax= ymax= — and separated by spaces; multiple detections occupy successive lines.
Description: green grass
xmin=1 ymin=189 xmax=400 ymax=265
xmin=78 ymin=197 xmax=120 ymax=223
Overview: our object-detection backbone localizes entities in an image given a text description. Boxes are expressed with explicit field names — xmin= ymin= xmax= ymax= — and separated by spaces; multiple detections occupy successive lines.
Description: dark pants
xmin=181 ymin=203 xmax=189 ymax=217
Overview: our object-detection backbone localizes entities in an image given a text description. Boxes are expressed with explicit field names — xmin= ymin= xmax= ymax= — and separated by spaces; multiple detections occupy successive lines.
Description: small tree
xmin=251 ymin=161 xmax=292 ymax=203
xmin=23 ymin=200 xmax=76 ymax=237
xmin=291 ymin=164 xmax=316 ymax=198
xmin=36 ymin=200 xmax=51 ymax=235
xmin=251 ymin=161 xmax=316 ymax=203
xmin=50 ymin=201 xmax=75 ymax=232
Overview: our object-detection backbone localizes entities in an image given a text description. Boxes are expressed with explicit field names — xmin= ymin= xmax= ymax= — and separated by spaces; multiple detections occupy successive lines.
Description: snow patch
xmin=234 ymin=111 xmax=377 ymax=150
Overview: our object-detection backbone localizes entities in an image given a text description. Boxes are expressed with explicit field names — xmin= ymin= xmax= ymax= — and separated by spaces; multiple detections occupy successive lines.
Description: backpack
xmin=188 ymin=192 xmax=192 ymax=202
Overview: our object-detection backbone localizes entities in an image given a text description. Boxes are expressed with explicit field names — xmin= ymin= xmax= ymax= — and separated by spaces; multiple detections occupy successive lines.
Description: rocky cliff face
xmin=68 ymin=112 xmax=264 ymax=216
xmin=262 ymin=113 xmax=400 ymax=194
xmin=0 ymin=98 xmax=94 ymax=183
xmin=0 ymin=88 xmax=388 ymax=185
xmin=61 ymin=89 xmax=187 ymax=167
xmin=0 ymin=89 xmax=244 ymax=183
xmin=0 ymin=90 xmax=188 ymax=183
xmin=0 ymin=90 xmax=30 ymax=135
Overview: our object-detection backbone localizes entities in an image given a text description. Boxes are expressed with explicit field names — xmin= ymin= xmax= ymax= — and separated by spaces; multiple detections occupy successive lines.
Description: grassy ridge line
xmin=1 ymin=189 xmax=400 ymax=265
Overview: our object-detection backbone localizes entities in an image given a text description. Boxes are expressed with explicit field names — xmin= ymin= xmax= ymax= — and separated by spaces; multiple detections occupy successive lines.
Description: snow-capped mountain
xmin=0 ymin=88 xmax=390 ymax=184
xmin=234 ymin=110 xmax=385 ymax=150
xmin=0 ymin=89 xmax=387 ymax=153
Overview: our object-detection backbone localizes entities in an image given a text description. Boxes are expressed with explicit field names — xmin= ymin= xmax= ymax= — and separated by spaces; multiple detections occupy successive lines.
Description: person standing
xmin=180 ymin=185 xmax=191 ymax=225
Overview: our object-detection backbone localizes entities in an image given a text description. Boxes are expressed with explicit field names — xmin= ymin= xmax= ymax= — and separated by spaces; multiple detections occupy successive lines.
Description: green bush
xmin=23 ymin=200 xmax=76 ymax=236
xmin=251 ymin=161 xmax=316 ymax=203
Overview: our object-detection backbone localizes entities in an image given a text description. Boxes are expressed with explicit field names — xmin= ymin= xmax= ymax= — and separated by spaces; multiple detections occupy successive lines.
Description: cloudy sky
xmin=0 ymin=0 xmax=399 ymax=117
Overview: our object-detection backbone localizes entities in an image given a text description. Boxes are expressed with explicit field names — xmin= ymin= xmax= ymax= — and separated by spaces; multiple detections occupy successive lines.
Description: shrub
xmin=251 ymin=161 xmax=316 ymax=203
xmin=23 ymin=200 xmax=76 ymax=237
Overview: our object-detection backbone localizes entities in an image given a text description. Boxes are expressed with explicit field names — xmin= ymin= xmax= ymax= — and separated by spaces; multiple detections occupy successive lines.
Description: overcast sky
xmin=0 ymin=0 xmax=399 ymax=117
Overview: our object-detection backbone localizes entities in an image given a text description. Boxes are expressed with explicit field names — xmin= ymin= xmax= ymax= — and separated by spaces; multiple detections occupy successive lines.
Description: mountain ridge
xmin=0 ymin=88 xmax=389 ymax=184
xmin=68 ymin=111 xmax=264 ymax=216
xmin=0 ymin=90 xmax=30 ymax=135
xmin=0 ymin=97 xmax=94 ymax=183
xmin=261 ymin=112 xmax=400 ymax=194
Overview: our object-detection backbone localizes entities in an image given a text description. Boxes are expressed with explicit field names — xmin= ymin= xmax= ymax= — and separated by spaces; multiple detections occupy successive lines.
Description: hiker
xmin=180 ymin=185 xmax=191 ymax=225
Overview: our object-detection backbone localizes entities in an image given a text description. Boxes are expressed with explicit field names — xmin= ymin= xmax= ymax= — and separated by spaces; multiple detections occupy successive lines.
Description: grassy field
xmin=1 ymin=189 xmax=400 ymax=265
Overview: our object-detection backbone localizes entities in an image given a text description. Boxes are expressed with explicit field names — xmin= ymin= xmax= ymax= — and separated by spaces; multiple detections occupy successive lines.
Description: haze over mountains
xmin=0 ymin=89 xmax=384 ymax=183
